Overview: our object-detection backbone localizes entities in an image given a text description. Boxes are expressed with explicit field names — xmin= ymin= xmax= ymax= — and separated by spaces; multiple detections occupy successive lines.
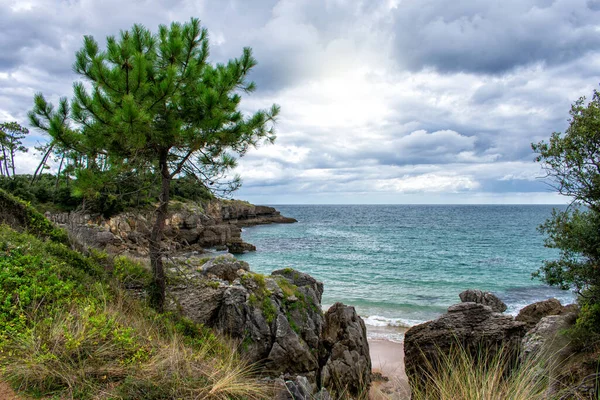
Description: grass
xmin=0 ymin=218 xmax=269 ymax=399
xmin=409 ymin=342 xmax=565 ymax=400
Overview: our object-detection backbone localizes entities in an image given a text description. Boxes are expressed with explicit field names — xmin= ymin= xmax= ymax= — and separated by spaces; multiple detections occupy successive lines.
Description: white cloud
xmin=2 ymin=0 xmax=600 ymax=203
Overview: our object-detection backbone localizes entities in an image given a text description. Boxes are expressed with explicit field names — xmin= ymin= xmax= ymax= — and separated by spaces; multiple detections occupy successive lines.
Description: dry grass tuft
xmin=2 ymin=283 xmax=268 ymax=399
xmin=409 ymin=343 xmax=566 ymax=400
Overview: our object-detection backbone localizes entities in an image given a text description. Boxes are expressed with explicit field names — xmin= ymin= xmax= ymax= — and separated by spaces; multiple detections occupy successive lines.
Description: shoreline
xmin=369 ymin=338 xmax=410 ymax=399
xmin=367 ymin=325 xmax=411 ymax=399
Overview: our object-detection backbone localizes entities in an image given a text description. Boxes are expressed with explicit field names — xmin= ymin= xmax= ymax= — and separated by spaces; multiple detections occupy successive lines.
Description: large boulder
xmin=459 ymin=289 xmax=507 ymax=312
xmin=521 ymin=312 xmax=576 ymax=361
xmin=320 ymin=303 xmax=372 ymax=397
xmin=515 ymin=298 xmax=569 ymax=330
xmin=520 ymin=311 xmax=587 ymax=398
xmin=404 ymin=302 xmax=527 ymax=391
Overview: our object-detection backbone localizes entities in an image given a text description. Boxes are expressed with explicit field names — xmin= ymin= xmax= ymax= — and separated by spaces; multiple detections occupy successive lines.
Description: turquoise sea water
xmin=237 ymin=205 xmax=575 ymax=341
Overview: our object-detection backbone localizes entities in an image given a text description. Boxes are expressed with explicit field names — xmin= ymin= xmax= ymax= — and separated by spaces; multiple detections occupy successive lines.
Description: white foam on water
xmin=367 ymin=330 xmax=405 ymax=343
xmin=362 ymin=315 xmax=417 ymax=328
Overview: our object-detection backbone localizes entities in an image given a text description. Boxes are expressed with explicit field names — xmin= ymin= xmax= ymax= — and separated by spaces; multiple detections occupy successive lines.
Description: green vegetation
xmin=0 ymin=188 xmax=69 ymax=244
xmin=532 ymin=89 xmax=600 ymax=347
xmin=410 ymin=344 xmax=556 ymax=400
xmin=261 ymin=297 xmax=277 ymax=324
xmin=0 ymin=122 xmax=29 ymax=179
xmin=29 ymin=18 xmax=279 ymax=312
xmin=0 ymin=191 xmax=267 ymax=399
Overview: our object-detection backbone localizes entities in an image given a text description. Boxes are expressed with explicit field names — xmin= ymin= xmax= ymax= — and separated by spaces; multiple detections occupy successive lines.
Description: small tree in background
xmin=29 ymin=18 xmax=279 ymax=311
xmin=532 ymin=89 xmax=600 ymax=343
xmin=0 ymin=122 xmax=29 ymax=178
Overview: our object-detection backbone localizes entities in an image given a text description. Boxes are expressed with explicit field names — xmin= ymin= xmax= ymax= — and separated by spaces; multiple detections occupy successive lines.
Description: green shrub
xmin=0 ymin=225 xmax=267 ymax=399
xmin=114 ymin=256 xmax=151 ymax=287
xmin=0 ymin=188 xmax=69 ymax=243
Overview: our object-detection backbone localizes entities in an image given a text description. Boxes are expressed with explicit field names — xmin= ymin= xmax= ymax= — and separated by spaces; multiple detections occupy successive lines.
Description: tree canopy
xmin=0 ymin=122 xmax=29 ymax=178
xmin=532 ymin=89 xmax=600 ymax=342
xmin=29 ymin=18 xmax=279 ymax=311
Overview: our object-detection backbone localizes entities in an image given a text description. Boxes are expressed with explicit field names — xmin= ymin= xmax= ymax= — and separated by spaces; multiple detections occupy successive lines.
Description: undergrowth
xmin=409 ymin=343 xmax=561 ymax=400
xmin=0 ymin=224 xmax=268 ymax=399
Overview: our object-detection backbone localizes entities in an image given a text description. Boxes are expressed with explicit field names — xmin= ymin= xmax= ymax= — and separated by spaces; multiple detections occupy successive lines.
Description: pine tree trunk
xmin=55 ymin=155 xmax=65 ymax=189
xmin=149 ymin=149 xmax=170 ymax=312
xmin=31 ymin=144 xmax=53 ymax=184
xmin=1 ymin=146 xmax=9 ymax=178
xmin=10 ymin=147 xmax=16 ymax=178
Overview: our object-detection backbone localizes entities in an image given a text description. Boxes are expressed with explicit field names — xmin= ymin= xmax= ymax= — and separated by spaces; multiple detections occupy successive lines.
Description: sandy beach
xmin=368 ymin=336 xmax=411 ymax=399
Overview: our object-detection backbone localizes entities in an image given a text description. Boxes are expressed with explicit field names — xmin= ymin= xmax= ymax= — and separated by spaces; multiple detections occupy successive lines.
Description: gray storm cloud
xmin=1 ymin=0 xmax=599 ymax=203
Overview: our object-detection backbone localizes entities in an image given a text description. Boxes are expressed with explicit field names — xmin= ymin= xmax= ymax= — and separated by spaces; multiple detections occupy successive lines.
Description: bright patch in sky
xmin=2 ymin=0 xmax=600 ymax=203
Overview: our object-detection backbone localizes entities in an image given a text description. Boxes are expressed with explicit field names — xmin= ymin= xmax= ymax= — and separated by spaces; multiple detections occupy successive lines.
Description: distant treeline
xmin=0 ymin=173 xmax=213 ymax=216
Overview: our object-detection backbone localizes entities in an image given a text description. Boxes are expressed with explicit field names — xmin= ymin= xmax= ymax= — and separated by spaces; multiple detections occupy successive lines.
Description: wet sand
xmin=369 ymin=339 xmax=411 ymax=399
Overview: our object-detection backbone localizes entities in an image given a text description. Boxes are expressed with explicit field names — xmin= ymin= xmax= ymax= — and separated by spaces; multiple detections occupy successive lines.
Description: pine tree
xmin=29 ymin=18 xmax=279 ymax=311
xmin=0 ymin=122 xmax=29 ymax=178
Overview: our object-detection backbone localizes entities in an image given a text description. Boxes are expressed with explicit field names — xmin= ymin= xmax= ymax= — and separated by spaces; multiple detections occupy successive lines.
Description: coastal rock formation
xmin=404 ymin=302 xmax=527 ymax=390
xmin=519 ymin=310 xmax=599 ymax=399
xmin=459 ymin=289 xmax=507 ymax=312
xmin=320 ymin=303 xmax=372 ymax=397
xmin=47 ymin=199 xmax=296 ymax=255
xmin=168 ymin=263 xmax=370 ymax=395
xmin=515 ymin=298 xmax=573 ymax=330
xmin=201 ymin=253 xmax=250 ymax=282
xmin=521 ymin=312 xmax=576 ymax=360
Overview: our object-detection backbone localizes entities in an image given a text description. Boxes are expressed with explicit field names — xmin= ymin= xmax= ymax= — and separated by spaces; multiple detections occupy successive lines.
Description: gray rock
xmin=404 ymin=302 xmax=526 ymax=392
xmin=522 ymin=313 xmax=576 ymax=360
xmin=521 ymin=312 xmax=578 ymax=398
xmin=170 ymin=267 xmax=370 ymax=397
xmin=201 ymin=254 xmax=249 ymax=281
xmin=226 ymin=240 xmax=257 ymax=254
xmin=459 ymin=289 xmax=507 ymax=312
xmin=516 ymin=298 xmax=568 ymax=330
xmin=273 ymin=376 xmax=317 ymax=400
xmin=168 ymin=281 xmax=227 ymax=324
xmin=320 ymin=303 xmax=371 ymax=396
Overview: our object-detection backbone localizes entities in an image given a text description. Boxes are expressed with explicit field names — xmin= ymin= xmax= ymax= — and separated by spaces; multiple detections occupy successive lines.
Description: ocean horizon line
xmin=256 ymin=203 xmax=569 ymax=206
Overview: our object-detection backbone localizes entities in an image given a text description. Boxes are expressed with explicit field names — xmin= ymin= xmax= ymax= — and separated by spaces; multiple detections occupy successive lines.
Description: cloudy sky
xmin=2 ymin=0 xmax=600 ymax=204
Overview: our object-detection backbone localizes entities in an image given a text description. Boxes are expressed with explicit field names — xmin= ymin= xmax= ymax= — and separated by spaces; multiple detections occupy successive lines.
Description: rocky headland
xmin=37 ymin=199 xmax=599 ymax=398
xmin=46 ymin=199 xmax=296 ymax=256
xmin=44 ymin=199 xmax=372 ymax=398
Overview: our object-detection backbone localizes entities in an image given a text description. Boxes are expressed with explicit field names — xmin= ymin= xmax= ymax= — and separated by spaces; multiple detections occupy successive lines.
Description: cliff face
xmin=47 ymin=199 xmax=296 ymax=256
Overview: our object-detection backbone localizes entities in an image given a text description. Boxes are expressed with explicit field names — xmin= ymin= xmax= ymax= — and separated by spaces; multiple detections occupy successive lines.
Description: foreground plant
xmin=532 ymin=89 xmax=600 ymax=346
xmin=29 ymin=18 xmax=279 ymax=311
xmin=411 ymin=343 xmax=555 ymax=400
xmin=0 ymin=194 xmax=268 ymax=399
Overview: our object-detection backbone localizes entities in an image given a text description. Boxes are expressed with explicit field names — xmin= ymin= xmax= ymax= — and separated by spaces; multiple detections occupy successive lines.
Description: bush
xmin=533 ymin=89 xmax=600 ymax=344
xmin=0 ymin=225 xmax=268 ymax=399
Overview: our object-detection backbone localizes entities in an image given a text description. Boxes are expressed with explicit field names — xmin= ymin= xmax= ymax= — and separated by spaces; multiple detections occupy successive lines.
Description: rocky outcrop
xmin=519 ymin=309 xmax=599 ymax=399
xmin=167 ymin=258 xmax=370 ymax=396
xmin=459 ymin=289 xmax=507 ymax=312
xmin=201 ymin=254 xmax=250 ymax=282
xmin=515 ymin=298 xmax=573 ymax=330
xmin=47 ymin=199 xmax=296 ymax=256
xmin=320 ymin=303 xmax=371 ymax=397
xmin=404 ymin=302 xmax=527 ymax=390
xmin=521 ymin=312 xmax=576 ymax=361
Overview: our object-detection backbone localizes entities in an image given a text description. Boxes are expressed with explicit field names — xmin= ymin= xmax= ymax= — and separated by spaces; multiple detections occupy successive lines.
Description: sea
xmin=236 ymin=205 xmax=576 ymax=343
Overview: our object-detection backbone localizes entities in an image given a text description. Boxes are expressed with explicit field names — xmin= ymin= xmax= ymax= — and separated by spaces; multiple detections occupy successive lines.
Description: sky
xmin=2 ymin=0 xmax=600 ymax=204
